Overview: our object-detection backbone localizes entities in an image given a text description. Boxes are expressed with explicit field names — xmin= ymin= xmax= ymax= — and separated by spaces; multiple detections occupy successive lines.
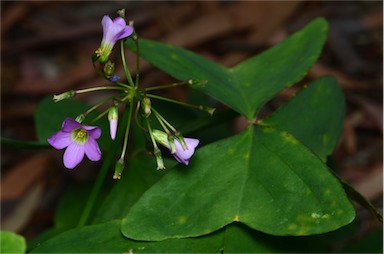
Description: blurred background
xmin=1 ymin=1 xmax=382 ymax=251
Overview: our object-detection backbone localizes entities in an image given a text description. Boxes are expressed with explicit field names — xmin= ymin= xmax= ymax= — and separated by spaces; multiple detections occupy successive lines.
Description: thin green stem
xmin=89 ymin=108 xmax=109 ymax=124
xmin=134 ymin=101 xmax=147 ymax=132
xmin=151 ymin=108 xmax=177 ymax=133
xmin=152 ymin=108 xmax=170 ymax=134
xmin=145 ymin=117 xmax=157 ymax=149
xmin=116 ymin=81 xmax=132 ymax=90
xmin=119 ymin=99 xmax=135 ymax=159
xmin=77 ymin=103 xmax=132 ymax=227
xmin=146 ymin=117 xmax=165 ymax=170
xmin=75 ymin=86 xmax=126 ymax=94
xmin=83 ymin=94 xmax=118 ymax=117
xmin=147 ymin=94 xmax=203 ymax=111
xmin=144 ymin=80 xmax=190 ymax=91
xmin=120 ymin=40 xmax=135 ymax=88
xmin=133 ymin=36 xmax=140 ymax=88
xmin=92 ymin=61 xmax=105 ymax=79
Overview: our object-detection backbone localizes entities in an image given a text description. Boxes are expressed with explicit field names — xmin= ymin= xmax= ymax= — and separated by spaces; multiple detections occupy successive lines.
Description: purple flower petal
xmin=48 ymin=131 xmax=72 ymax=150
xmin=112 ymin=17 xmax=126 ymax=27
xmin=63 ymin=143 xmax=85 ymax=169
xmin=109 ymin=119 xmax=118 ymax=140
xmin=84 ymin=138 xmax=102 ymax=161
xmin=83 ymin=125 xmax=102 ymax=139
xmin=61 ymin=118 xmax=82 ymax=132
xmin=97 ymin=15 xmax=133 ymax=63
xmin=101 ymin=15 xmax=113 ymax=29
xmin=101 ymin=16 xmax=133 ymax=45
xmin=115 ymin=25 xmax=133 ymax=41
xmin=173 ymin=154 xmax=189 ymax=165
xmin=111 ymin=17 xmax=133 ymax=41
xmin=173 ymin=138 xmax=199 ymax=165
xmin=49 ymin=118 xmax=102 ymax=169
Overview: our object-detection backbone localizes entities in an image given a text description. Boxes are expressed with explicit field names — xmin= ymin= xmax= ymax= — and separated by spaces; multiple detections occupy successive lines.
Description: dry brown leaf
xmin=1 ymin=153 xmax=51 ymax=201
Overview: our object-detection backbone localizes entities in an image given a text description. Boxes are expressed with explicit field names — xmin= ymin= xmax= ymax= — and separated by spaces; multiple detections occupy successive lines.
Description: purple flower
xmin=48 ymin=118 xmax=102 ymax=169
xmin=95 ymin=15 xmax=133 ymax=63
xmin=152 ymin=130 xmax=199 ymax=166
xmin=172 ymin=138 xmax=199 ymax=165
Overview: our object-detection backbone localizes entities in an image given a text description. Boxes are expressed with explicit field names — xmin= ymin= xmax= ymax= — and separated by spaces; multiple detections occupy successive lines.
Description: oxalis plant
xmin=3 ymin=9 xmax=381 ymax=254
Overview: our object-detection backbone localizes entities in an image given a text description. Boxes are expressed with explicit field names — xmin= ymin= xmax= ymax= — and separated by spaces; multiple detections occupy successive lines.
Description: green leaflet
xmin=31 ymin=220 xmax=359 ymax=253
xmin=121 ymin=125 xmax=355 ymax=241
xmin=261 ymin=76 xmax=345 ymax=161
xmin=92 ymin=156 xmax=171 ymax=224
xmin=128 ymin=18 xmax=328 ymax=120
xmin=30 ymin=220 xmax=224 ymax=253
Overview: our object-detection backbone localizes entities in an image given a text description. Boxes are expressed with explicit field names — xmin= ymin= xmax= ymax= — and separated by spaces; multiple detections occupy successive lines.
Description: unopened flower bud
xmin=117 ymin=9 xmax=125 ymax=18
xmin=53 ymin=91 xmax=75 ymax=102
xmin=103 ymin=61 xmax=115 ymax=78
xmin=113 ymin=158 xmax=125 ymax=179
xmin=154 ymin=148 xmax=165 ymax=170
xmin=75 ymin=114 xmax=85 ymax=123
xmin=142 ymin=97 xmax=151 ymax=117
xmin=108 ymin=105 xmax=119 ymax=140
xmin=152 ymin=130 xmax=168 ymax=147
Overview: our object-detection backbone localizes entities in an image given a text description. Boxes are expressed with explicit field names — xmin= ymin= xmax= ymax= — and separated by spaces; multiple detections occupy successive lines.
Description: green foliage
xmin=92 ymin=156 xmax=171 ymax=223
xmin=261 ymin=76 xmax=345 ymax=161
xmin=28 ymin=17 xmax=369 ymax=253
xmin=128 ymin=18 xmax=328 ymax=120
xmin=1 ymin=231 xmax=26 ymax=254
xmin=121 ymin=125 xmax=354 ymax=241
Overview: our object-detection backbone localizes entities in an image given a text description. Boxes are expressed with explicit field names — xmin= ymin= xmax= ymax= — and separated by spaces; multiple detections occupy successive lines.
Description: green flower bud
xmin=152 ymin=130 xmax=168 ymax=147
xmin=117 ymin=9 xmax=125 ymax=18
xmin=142 ymin=97 xmax=151 ymax=117
xmin=75 ymin=114 xmax=85 ymax=123
xmin=154 ymin=148 xmax=165 ymax=170
xmin=113 ymin=158 xmax=125 ymax=179
xmin=103 ymin=61 xmax=115 ymax=78
xmin=53 ymin=91 xmax=75 ymax=102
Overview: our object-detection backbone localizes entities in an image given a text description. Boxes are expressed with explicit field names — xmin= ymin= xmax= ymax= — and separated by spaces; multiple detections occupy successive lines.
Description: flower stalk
xmin=146 ymin=94 xmax=215 ymax=115
xmin=48 ymin=10 xmax=207 ymax=179
xmin=120 ymin=40 xmax=135 ymax=88
xmin=119 ymin=99 xmax=135 ymax=165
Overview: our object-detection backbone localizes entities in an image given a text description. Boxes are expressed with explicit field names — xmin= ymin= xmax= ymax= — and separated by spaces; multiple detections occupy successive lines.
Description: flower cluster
xmin=48 ymin=10 xmax=213 ymax=179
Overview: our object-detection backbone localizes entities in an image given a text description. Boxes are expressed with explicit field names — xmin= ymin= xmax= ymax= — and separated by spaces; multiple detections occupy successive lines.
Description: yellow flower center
xmin=72 ymin=128 xmax=89 ymax=144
